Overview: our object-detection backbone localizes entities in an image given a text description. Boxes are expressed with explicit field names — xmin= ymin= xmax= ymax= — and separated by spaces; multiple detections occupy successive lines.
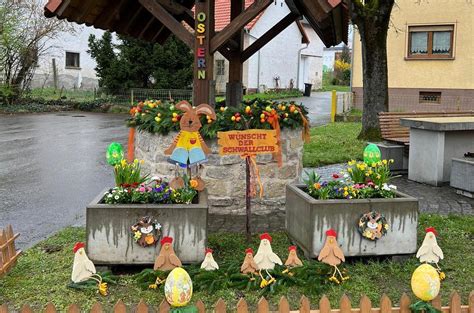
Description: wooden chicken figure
xmin=72 ymin=242 xmax=96 ymax=283
xmin=240 ymin=248 xmax=259 ymax=275
xmin=154 ymin=236 xmax=182 ymax=272
xmin=71 ymin=242 xmax=108 ymax=295
xmin=317 ymin=229 xmax=348 ymax=283
xmin=254 ymin=233 xmax=282 ymax=287
xmin=416 ymin=227 xmax=445 ymax=278
xmin=200 ymin=248 xmax=219 ymax=271
xmin=284 ymin=246 xmax=303 ymax=268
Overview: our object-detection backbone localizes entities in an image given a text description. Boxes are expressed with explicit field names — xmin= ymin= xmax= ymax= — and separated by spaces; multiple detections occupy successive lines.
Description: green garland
xmin=127 ymin=98 xmax=309 ymax=139
xmin=134 ymin=261 xmax=336 ymax=296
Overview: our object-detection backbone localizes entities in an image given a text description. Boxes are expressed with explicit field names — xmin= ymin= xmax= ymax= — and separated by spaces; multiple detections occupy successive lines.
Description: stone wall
xmin=135 ymin=129 xmax=305 ymax=215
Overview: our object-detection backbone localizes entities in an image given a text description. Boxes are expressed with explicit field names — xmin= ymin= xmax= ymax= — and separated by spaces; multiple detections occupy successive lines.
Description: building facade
xmin=31 ymin=25 xmax=103 ymax=90
xmin=213 ymin=0 xmax=325 ymax=94
xmin=351 ymin=0 xmax=474 ymax=112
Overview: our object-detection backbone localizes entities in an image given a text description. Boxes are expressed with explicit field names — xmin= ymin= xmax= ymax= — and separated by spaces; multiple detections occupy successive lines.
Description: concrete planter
xmin=286 ymin=184 xmax=419 ymax=258
xmin=86 ymin=189 xmax=208 ymax=265
xmin=450 ymin=157 xmax=474 ymax=197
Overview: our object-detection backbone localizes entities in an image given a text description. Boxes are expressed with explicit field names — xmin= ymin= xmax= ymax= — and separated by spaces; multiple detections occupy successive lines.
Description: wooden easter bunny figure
xmin=164 ymin=101 xmax=216 ymax=166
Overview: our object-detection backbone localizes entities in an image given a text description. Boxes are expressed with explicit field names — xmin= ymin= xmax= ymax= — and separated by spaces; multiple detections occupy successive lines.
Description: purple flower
xmin=322 ymin=181 xmax=328 ymax=187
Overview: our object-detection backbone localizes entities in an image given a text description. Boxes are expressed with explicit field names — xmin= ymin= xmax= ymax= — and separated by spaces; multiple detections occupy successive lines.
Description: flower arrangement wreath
xmin=357 ymin=211 xmax=389 ymax=241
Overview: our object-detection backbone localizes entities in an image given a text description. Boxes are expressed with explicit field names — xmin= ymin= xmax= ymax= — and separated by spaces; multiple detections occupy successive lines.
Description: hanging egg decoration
xmin=164 ymin=267 xmax=193 ymax=307
xmin=411 ymin=264 xmax=440 ymax=301
xmin=363 ymin=144 xmax=382 ymax=164
xmin=106 ymin=142 xmax=124 ymax=166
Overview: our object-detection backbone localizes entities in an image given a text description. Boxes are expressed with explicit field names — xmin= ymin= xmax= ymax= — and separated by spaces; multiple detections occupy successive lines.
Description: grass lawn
xmin=317 ymin=84 xmax=351 ymax=92
xmin=1 ymin=214 xmax=472 ymax=311
xmin=216 ymin=90 xmax=303 ymax=103
xmin=303 ymin=122 xmax=365 ymax=167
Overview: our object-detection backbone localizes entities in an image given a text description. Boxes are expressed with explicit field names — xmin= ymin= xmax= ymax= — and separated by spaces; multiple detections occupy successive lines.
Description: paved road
xmin=286 ymin=91 xmax=348 ymax=126
xmin=0 ymin=112 xmax=129 ymax=248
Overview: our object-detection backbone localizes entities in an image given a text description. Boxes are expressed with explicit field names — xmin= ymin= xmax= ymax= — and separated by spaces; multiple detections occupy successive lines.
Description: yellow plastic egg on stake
xmin=164 ymin=267 xmax=193 ymax=307
xmin=411 ymin=264 xmax=440 ymax=301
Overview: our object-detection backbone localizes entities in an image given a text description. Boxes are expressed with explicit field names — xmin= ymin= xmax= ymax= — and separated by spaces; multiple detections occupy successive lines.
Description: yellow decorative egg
xmin=411 ymin=264 xmax=440 ymax=301
xmin=164 ymin=267 xmax=193 ymax=307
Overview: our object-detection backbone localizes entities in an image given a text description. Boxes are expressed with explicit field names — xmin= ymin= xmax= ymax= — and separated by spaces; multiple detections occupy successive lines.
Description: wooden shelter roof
xmin=44 ymin=0 xmax=348 ymax=47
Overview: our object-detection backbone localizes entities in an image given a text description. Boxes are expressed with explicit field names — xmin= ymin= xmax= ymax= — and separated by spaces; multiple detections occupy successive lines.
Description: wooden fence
xmin=0 ymin=225 xmax=21 ymax=277
xmin=0 ymin=291 xmax=472 ymax=313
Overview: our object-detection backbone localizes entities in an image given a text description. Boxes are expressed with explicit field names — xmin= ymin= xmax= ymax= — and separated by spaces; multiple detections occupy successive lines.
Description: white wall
xmin=299 ymin=23 xmax=324 ymax=90
xmin=246 ymin=0 xmax=302 ymax=91
xmin=31 ymin=25 xmax=104 ymax=89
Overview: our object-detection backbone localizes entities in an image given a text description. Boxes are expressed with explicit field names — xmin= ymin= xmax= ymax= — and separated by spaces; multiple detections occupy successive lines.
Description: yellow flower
xmin=348 ymin=168 xmax=352 ymax=173
xmin=382 ymin=160 xmax=388 ymax=165
xmin=371 ymin=162 xmax=376 ymax=167
xmin=376 ymin=174 xmax=381 ymax=179
xmin=140 ymin=160 xmax=145 ymax=164
xmin=155 ymin=117 xmax=161 ymax=122
xmin=98 ymin=282 xmax=108 ymax=296
xmin=313 ymin=183 xmax=321 ymax=190
xmin=368 ymin=170 xmax=373 ymax=175
xmin=389 ymin=159 xmax=394 ymax=163
xmin=343 ymin=186 xmax=348 ymax=191
xmin=149 ymin=284 xmax=158 ymax=289
xmin=120 ymin=159 xmax=127 ymax=167
xmin=172 ymin=112 xmax=178 ymax=118
xmin=343 ymin=191 xmax=349 ymax=197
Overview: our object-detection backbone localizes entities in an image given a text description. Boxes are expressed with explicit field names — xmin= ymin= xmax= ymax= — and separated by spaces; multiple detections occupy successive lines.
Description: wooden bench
xmin=379 ymin=111 xmax=474 ymax=145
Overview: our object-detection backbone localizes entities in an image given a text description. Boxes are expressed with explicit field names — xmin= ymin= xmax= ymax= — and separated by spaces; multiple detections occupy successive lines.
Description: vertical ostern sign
xmin=196 ymin=11 xmax=207 ymax=80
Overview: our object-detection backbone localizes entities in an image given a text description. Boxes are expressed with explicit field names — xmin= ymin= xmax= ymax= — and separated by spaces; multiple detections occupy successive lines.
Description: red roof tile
xmin=214 ymin=0 xmax=262 ymax=31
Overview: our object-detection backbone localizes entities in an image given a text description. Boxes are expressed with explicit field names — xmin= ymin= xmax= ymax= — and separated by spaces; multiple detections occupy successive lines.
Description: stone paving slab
xmin=209 ymin=163 xmax=473 ymax=233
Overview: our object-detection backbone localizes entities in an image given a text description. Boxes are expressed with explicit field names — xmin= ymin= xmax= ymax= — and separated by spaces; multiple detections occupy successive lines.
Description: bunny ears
xmin=175 ymin=100 xmax=216 ymax=120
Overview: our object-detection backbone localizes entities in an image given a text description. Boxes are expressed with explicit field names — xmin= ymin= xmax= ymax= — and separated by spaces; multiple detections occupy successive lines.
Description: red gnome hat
xmin=288 ymin=245 xmax=297 ymax=252
xmin=326 ymin=229 xmax=337 ymax=238
xmin=73 ymin=242 xmax=85 ymax=253
xmin=245 ymin=248 xmax=253 ymax=255
xmin=425 ymin=227 xmax=438 ymax=236
xmin=206 ymin=248 xmax=213 ymax=254
xmin=160 ymin=236 xmax=173 ymax=245
xmin=260 ymin=233 xmax=272 ymax=242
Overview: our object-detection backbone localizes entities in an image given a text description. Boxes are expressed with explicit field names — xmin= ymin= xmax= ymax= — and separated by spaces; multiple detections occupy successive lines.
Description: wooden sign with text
xmin=217 ymin=130 xmax=279 ymax=156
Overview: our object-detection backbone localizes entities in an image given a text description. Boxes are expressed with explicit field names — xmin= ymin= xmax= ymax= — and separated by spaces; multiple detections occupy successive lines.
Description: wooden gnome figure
xmin=254 ymin=233 xmax=282 ymax=287
xmin=284 ymin=245 xmax=303 ymax=268
xmin=240 ymin=248 xmax=259 ymax=276
xmin=318 ymin=229 xmax=348 ymax=283
xmin=200 ymin=248 xmax=219 ymax=271
xmin=154 ymin=236 xmax=182 ymax=272
xmin=416 ymin=227 xmax=445 ymax=279
xmin=71 ymin=242 xmax=108 ymax=295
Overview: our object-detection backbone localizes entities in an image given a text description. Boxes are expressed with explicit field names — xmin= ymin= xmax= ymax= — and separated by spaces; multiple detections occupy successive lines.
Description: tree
xmin=0 ymin=0 xmax=73 ymax=103
xmin=88 ymin=33 xmax=193 ymax=94
xmin=350 ymin=0 xmax=395 ymax=140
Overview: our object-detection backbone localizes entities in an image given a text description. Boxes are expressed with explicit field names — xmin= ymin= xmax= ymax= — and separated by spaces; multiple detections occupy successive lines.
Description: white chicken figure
xmin=200 ymin=248 xmax=219 ymax=271
xmin=416 ymin=227 xmax=444 ymax=265
xmin=254 ymin=233 xmax=282 ymax=270
xmin=71 ymin=242 xmax=97 ymax=283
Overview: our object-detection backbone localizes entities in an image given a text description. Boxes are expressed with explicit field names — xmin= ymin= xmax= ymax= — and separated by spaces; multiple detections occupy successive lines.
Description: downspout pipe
xmin=297 ymin=43 xmax=309 ymax=91
xmin=245 ymin=30 xmax=261 ymax=93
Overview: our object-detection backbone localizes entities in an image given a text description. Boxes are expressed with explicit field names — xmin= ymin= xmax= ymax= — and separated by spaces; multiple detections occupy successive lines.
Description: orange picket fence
xmin=0 ymin=291 xmax=472 ymax=313
xmin=0 ymin=225 xmax=21 ymax=277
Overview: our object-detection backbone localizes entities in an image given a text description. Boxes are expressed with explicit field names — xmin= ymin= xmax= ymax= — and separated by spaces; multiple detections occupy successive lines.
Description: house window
xmin=419 ymin=91 xmax=442 ymax=104
xmin=216 ymin=60 xmax=225 ymax=76
xmin=407 ymin=25 xmax=454 ymax=59
xmin=65 ymin=52 xmax=80 ymax=69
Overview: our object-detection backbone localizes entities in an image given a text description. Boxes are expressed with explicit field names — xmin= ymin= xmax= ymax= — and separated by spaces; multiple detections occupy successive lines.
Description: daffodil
xmin=382 ymin=159 xmax=388 ymax=165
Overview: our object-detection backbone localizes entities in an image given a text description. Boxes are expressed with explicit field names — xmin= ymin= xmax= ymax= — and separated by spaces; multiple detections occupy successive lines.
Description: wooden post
xmin=226 ymin=0 xmax=244 ymax=107
xmin=194 ymin=0 xmax=215 ymax=106
xmin=245 ymin=156 xmax=251 ymax=242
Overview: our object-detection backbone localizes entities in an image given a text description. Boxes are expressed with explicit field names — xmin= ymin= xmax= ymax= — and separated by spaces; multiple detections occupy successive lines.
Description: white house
xmin=214 ymin=0 xmax=325 ymax=93
xmin=33 ymin=0 xmax=327 ymax=93
xmin=31 ymin=24 xmax=104 ymax=90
